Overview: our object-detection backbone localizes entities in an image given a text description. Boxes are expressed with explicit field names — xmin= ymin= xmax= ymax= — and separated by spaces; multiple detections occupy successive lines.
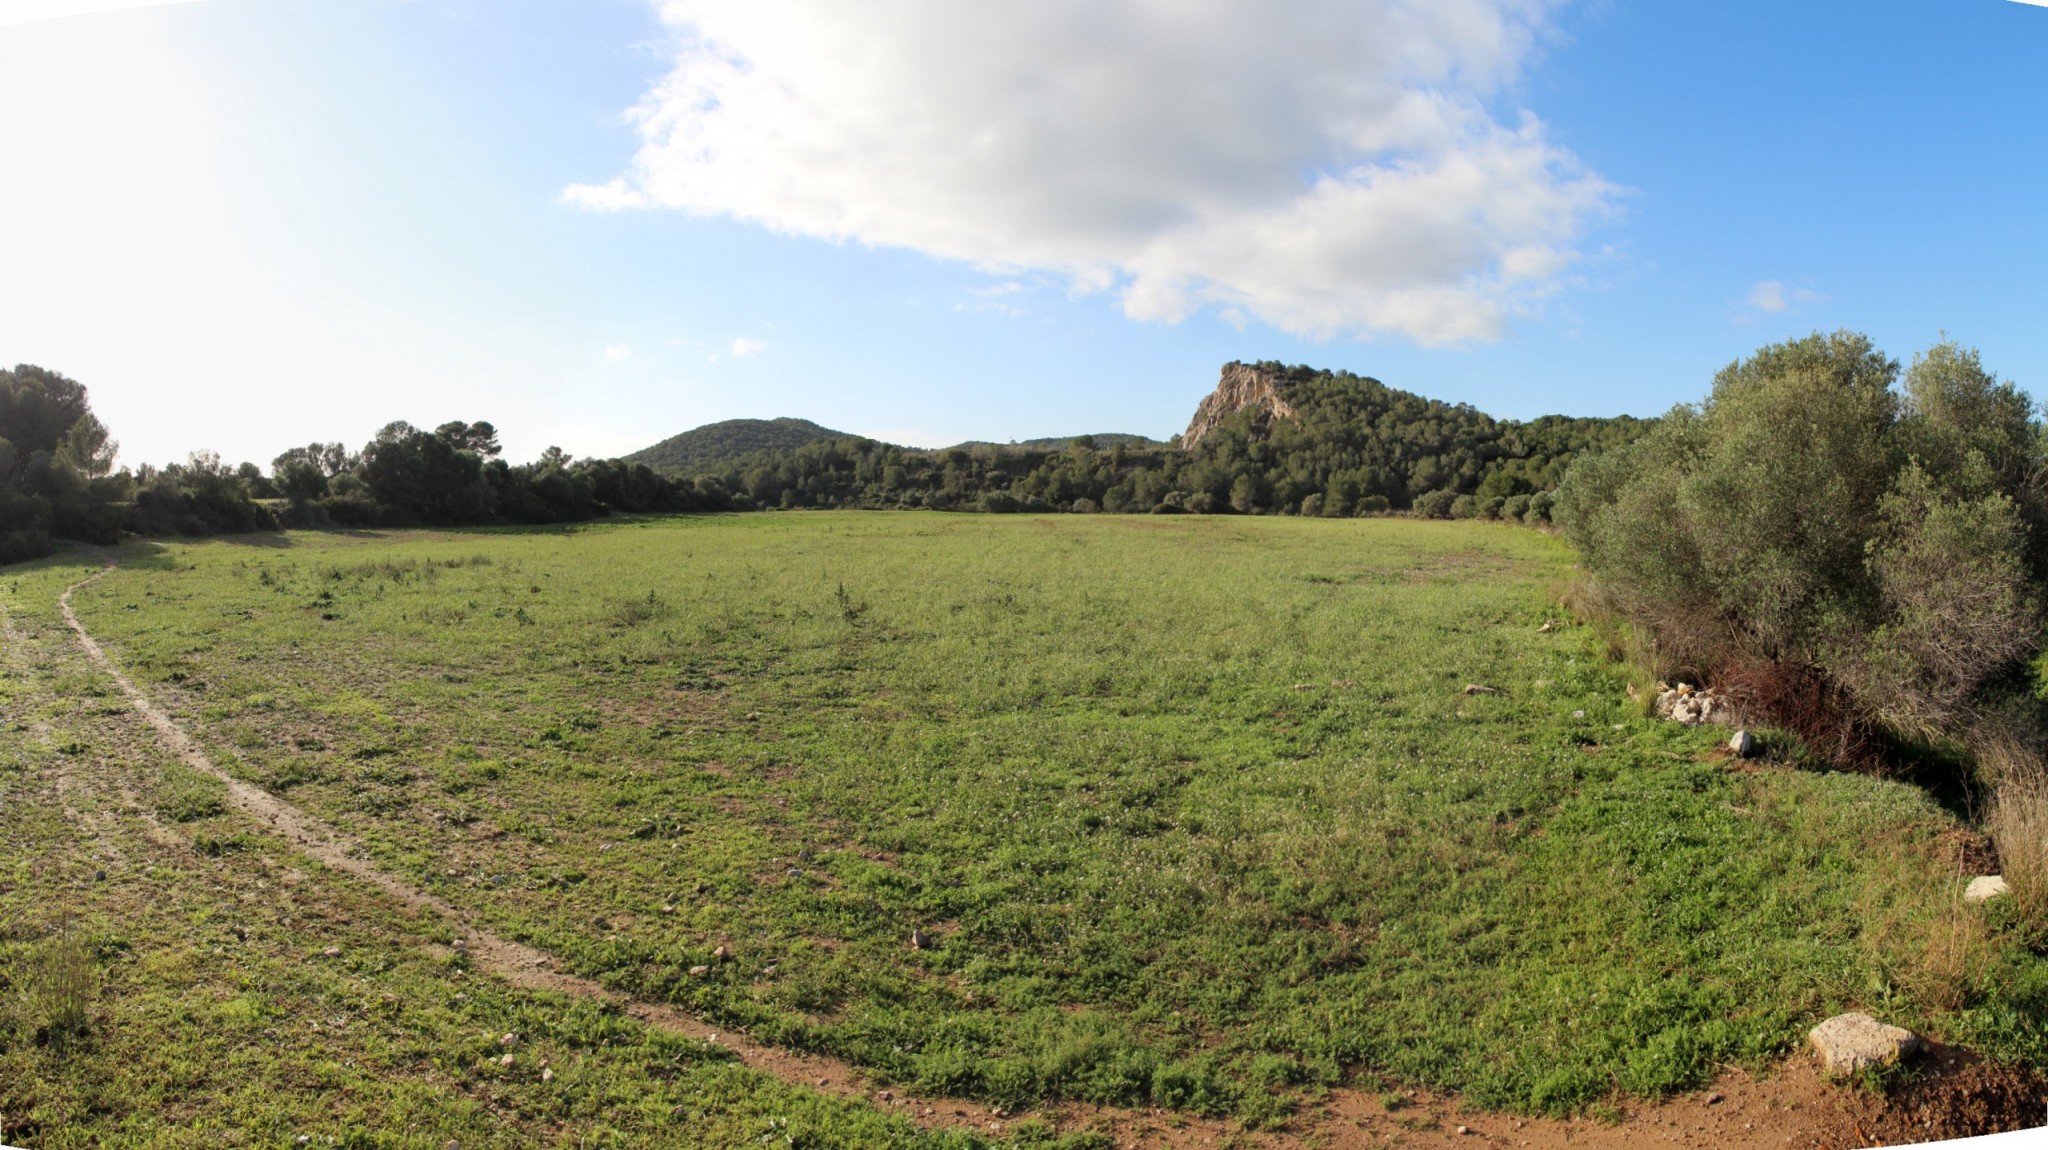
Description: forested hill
xmin=684 ymin=362 xmax=1652 ymax=519
xmin=625 ymin=417 xmax=847 ymax=472
xmin=947 ymin=433 xmax=1169 ymax=452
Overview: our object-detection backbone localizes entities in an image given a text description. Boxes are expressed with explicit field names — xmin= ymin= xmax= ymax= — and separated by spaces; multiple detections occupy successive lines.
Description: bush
xmin=1557 ymin=331 xmax=2047 ymax=766
xmin=1524 ymin=491 xmax=1555 ymax=523
xmin=1479 ymin=496 xmax=1506 ymax=520
xmin=1299 ymin=493 xmax=1325 ymax=517
xmin=1450 ymin=494 xmax=1478 ymax=519
xmin=1500 ymin=493 xmax=1532 ymax=522
xmin=1356 ymin=494 xmax=1390 ymax=515
xmin=1413 ymin=489 xmax=1457 ymax=519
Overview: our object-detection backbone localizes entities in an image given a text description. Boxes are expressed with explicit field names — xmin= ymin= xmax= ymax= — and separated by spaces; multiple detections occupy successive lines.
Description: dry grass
xmin=1982 ymin=745 xmax=2048 ymax=936
xmin=18 ymin=920 xmax=94 ymax=1049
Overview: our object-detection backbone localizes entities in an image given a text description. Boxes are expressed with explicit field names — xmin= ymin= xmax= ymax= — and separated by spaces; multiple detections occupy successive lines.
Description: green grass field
xmin=7 ymin=513 xmax=2048 ymax=1142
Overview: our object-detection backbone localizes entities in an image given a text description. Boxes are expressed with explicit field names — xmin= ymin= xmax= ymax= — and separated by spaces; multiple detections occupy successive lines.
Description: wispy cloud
xmin=729 ymin=336 xmax=768 ymax=358
xmin=1745 ymin=279 xmax=1824 ymax=315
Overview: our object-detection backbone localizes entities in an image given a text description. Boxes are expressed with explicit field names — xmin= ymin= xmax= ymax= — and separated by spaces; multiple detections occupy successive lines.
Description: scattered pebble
xmin=712 ymin=944 xmax=730 ymax=960
xmin=500 ymin=1033 xmax=518 ymax=1047
xmin=1572 ymin=709 xmax=1586 ymax=719
xmin=661 ymin=904 xmax=677 ymax=914
xmin=689 ymin=964 xmax=710 ymax=976
xmin=322 ymin=946 xmax=341 ymax=958
xmin=542 ymin=1068 xmax=554 ymax=1083
xmin=1706 ymin=1092 xmax=1724 ymax=1105
xmin=877 ymin=1091 xmax=892 ymax=1102
xmin=910 ymin=928 xmax=933 ymax=951
xmin=1456 ymin=1125 xmax=1471 ymax=1136
xmin=817 ymin=1077 xmax=830 ymax=1087
xmin=500 ymin=1053 xmax=515 ymax=1067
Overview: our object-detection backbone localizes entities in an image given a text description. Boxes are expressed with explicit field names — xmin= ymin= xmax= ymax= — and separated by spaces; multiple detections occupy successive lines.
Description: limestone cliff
xmin=1180 ymin=362 xmax=1298 ymax=450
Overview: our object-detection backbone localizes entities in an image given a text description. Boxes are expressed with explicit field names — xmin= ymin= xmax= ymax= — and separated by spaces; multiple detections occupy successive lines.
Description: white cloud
xmin=729 ymin=336 xmax=768 ymax=358
xmin=604 ymin=344 xmax=633 ymax=361
xmin=567 ymin=0 xmax=1619 ymax=344
xmin=0 ymin=0 xmax=205 ymax=30
xmin=1745 ymin=279 xmax=1823 ymax=315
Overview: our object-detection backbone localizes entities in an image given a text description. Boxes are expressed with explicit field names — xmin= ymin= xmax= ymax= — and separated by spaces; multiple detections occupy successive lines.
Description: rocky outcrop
xmin=1181 ymin=363 xmax=1298 ymax=450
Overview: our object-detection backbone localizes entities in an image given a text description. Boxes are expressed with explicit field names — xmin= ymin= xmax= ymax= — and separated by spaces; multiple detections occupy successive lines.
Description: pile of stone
xmin=1654 ymin=682 xmax=1729 ymax=726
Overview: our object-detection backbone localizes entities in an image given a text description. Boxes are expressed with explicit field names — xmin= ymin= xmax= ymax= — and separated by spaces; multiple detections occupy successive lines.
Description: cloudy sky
xmin=4 ymin=0 xmax=2046 ymax=465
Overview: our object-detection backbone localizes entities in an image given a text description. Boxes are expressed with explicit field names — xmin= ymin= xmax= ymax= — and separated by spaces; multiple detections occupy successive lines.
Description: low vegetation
xmin=21 ymin=514 xmax=2046 ymax=1128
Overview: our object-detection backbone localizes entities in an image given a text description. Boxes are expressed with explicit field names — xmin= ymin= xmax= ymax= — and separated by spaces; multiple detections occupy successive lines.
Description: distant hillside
xmin=948 ymin=433 xmax=1168 ymax=452
xmin=679 ymin=362 xmax=1652 ymax=518
xmin=626 ymin=417 xmax=848 ymax=472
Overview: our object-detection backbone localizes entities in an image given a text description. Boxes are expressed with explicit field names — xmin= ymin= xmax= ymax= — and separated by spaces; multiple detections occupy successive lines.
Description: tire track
xmin=53 ymin=562 xmax=1010 ymax=1138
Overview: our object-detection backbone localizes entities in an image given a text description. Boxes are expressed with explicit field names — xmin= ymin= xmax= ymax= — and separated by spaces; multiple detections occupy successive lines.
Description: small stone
xmin=1706 ymin=1092 xmax=1723 ymax=1105
xmin=500 ymin=1052 xmax=515 ymax=1067
xmin=689 ymin=964 xmax=710 ymax=976
xmin=444 ymin=1142 xmax=460 ymax=1150
xmin=1809 ymin=1012 xmax=1924 ymax=1076
xmin=1572 ymin=710 xmax=1586 ymax=719
xmin=817 ymin=1076 xmax=830 ymax=1086
xmin=542 ymin=1068 xmax=554 ymax=1083
xmin=322 ymin=946 xmax=341 ymax=957
xmin=1965 ymin=875 xmax=2010 ymax=903
xmin=877 ymin=1091 xmax=892 ymax=1101
xmin=1537 ymin=621 xmax=1556 ymax=633
xmin=500 ymin=1033 xmax=518 ymax=1047
xmin=661 ymin=904 xmax=677 ymax=914
xmin=1456 ymin=1125 xmax=1471 ymax=1136
xmin=451 ymin=938 xmax=466 ymax=950
xmin=1729 ymin=729 xmax=1757 ymax=757
xmin=712 ymin=944 xmax=730 ymax=960
xmin=1463 ymin=684 xmax=1503 ymax=696
xmin=910 ymin=928 xmax=933 ymax=951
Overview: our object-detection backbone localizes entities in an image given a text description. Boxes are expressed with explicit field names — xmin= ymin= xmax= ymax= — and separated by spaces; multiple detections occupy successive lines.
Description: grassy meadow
xmin=8 ymin=512 xmax=2048 ymax=1138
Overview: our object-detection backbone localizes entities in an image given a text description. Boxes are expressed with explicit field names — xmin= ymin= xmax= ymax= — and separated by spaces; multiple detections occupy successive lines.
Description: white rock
xmin=1965 ymin=875 xmax=2010 ymax=903
xmin=1809 ymin=1012 xmax=1924 ymax=1076
xmin=1728 ymin=729 xmax=1756 ymax=758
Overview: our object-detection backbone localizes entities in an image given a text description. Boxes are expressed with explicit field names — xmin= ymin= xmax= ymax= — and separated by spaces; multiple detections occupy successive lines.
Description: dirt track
xmin=37 ymin=557 xmax=2048 ymax=1148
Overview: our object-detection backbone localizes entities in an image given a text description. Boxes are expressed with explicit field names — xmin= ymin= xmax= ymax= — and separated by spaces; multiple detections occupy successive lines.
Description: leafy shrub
xmin=1558 ymin=331 xmax=2047 ymax=764
xmin=1449 ymin=494 xmax=1478 ymax=519
xmin=1356 ymin=493 xmax=1391 ymax=515
xmin=1412 ymin=489 xmax=1457 ymax=519
xmin=1501 ymin=493 xmax=1532 ymax=521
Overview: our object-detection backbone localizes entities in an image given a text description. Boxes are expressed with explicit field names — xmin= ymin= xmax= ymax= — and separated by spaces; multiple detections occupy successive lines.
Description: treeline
xmin=0 ymin=364 xmax=734 ymax=563
xmin=692 ymin=365 xmax=1650 ymax=520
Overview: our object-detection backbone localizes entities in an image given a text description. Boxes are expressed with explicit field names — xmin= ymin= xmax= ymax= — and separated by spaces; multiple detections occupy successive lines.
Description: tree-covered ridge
xmin=946 ymin=432 xmax=1168 ymax=452
xmin=624 ymin=417 xmax=848 ymax=473
xmin=692 ymin=364 xmax=1652 ymax=518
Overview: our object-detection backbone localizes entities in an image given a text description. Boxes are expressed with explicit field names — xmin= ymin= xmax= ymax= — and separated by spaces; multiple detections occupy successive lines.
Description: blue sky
xmin=2 ymin=0 xmax=2045 ymax=466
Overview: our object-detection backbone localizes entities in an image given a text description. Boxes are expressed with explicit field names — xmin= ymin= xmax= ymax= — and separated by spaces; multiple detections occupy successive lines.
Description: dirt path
xmin=45 ymin=558 xmax=2048 ymax=1149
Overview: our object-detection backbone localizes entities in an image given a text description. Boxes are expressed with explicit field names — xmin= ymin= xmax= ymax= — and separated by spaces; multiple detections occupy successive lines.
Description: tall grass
xmin=17 ymin=919 xmax=95 ymax=1050
xmin=1981 ymin=735 xmax=2048 ymax=935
